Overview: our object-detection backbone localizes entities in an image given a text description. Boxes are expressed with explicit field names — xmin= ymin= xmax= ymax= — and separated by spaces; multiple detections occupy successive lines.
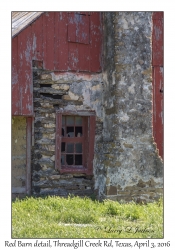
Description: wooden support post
xmin=26 ymin=117 xmax=32 ymax=195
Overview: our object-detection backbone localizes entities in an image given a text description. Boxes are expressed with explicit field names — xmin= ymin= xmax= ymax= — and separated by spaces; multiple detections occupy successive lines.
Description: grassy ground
xmin=12 ymin=196 xmax=163 ymax=238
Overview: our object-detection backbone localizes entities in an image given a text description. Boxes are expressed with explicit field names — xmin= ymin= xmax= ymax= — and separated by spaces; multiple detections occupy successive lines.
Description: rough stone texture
xmin=98 ymin=12 xmax=163 ymax=202
xmin=32 ymin=69 xmax=103 ymax=197
xmin=12 ymin=117 xmax=26 ymax=197
xmin=20 ymin=12 xmax=163 ymax=202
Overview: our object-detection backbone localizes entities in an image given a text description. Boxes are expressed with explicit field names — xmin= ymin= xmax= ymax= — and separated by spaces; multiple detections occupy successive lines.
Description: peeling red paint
xmin=152 ymin=12 xmax=164 ymax=159
xmin=152 ymin=13 xmax=163 ymax=66
xmin=12 ymin=12 xmax=102 ymax=116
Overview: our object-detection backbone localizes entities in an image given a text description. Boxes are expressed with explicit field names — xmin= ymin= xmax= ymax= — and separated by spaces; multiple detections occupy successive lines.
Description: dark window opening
xmin=62 ymin=128 xmax=65 ymax=137
xmin=61 ymin=142 xmax=65 ymax=152
xmin=75 ymin=155 xmax=82 ymax=165
xmin=56 ymin=111 xmax=96 ymax=174
xmin=66 ymin=155 xmax=74 ymax=165
xmin=67 ymin=127 xmax=74 ymax=137
xmin=75 ymin=127 xmax=82 ymax=137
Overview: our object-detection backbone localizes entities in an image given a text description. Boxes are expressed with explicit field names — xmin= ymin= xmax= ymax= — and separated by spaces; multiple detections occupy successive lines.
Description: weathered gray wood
xmin=26 ymin=117 xmax=32 ymax=196
xmin=34 ymin=127 xmax=55 ymax=133
xmin=12 ymin=187 xmax=26 ymax=193
xmin=34 ymin=107 xmax=55 ymax=113
xmin=34 ymin=87 xmax=67 ymax=95
xmin=35 ymin=138 xmax=55 ymax=145
xmin=12 ymin=12 xmax=43 ymax=37
xmin=56 ymin=109 xmax=96 ymax=116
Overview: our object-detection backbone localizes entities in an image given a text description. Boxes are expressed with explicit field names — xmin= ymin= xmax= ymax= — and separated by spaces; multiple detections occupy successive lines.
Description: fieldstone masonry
xmin=32 ymin=69 xmax=104 ymax=197
xmin=30 ymin=12 xmax=163 ymax=202
xmin=99 ymin=12 xmax=163 ymax=202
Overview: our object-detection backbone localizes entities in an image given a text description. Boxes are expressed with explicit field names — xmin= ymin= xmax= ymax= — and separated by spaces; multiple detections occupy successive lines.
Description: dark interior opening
xmin=61 ymin=142 xmax=65 ymax=152
xmin=62 ymin=128 xmax=65 ymax=137
xmin=40 ymin=93 xmax=62 ymax=99
xmin=67 ymin=127 xmax=74 ymax=137
xmin=75 ymin=127 xmax=82 ymax=137
xmin=73 ymin=175 xmax=86 ymax=179
xmin=53 ymin=104 xmax=59 ymax=108
xmin=40 ymin=84 xmax=52 ymax=88
xmin=75 ymin=155 xmax=82 ymax=165
xmin=66 ymin=155 xmax=74 ymax=165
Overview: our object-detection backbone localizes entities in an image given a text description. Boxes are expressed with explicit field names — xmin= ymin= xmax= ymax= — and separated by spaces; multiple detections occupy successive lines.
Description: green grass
xmin=12 ymin=196 xmax=163 ymax=238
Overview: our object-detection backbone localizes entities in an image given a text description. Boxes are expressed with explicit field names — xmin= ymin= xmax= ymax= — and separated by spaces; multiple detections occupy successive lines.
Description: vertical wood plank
xmin=55 ymin=113 xmax=62 ymax=169
xmin=153 ymin=67 xmax=163 ymax=159
xmin=26 ymin=117 xmax=32 ymax=195
xmin=68 ymin=43 xmax=78 ymax=71
xmin=12 ymin=36 xmax=20 ymax=115
xmin=153 ymin=12 xmax=163 ymax=20
xmin=152 ymin=12 xmax=164 ymax=159
xmin=57 ymin=12 xmax=69 ymax=71
xmin=17 ymin=25 xmax=33 ymax=116
xmin=78 ymin=15 xmax=90 ymax=44
xmin=43 ymin=12 xmax=55 ymax=70
xmin=83 ymin=116 xmax=88 ymax=169
xmin=54 ymin=12 xmax=59 ymax=70
xmin=68 ymin=13 xmax=77 ymax=43
xmin=42 ymin=13 xmax=47 ymax=69
xmin=17 ymin=30 xmax=23 ymax=115
xmin=31 ymin=15 xmax=43 ymax=61
xmin=152 ymin=18 xmax=163 ymax=66
xmin=78 ymin=44 xmax=90 ymax=71
xmin=89 ymin=12 xmax=102 ymax=72
xmin=88 ymin=115 xmax=96 ymax=174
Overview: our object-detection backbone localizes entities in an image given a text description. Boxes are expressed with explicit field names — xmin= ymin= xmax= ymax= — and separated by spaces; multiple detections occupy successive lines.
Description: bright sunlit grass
xmin=12 ymin=196 xmax=163 ymax=238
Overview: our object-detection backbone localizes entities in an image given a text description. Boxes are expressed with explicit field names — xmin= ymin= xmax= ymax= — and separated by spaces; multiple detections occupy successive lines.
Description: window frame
xmin=55 ymin=110 xmax=96 ymax=174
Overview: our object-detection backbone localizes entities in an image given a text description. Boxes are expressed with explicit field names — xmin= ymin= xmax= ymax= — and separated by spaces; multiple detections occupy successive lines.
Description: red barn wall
xmin=152 ymin=12 xmax=164 ymax=159
xmin=12 ymin=12 xmax=102 ymax=116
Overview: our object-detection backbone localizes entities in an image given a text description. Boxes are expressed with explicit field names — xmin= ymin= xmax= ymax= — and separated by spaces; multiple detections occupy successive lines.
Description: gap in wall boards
xmin=40 ymin=84 xmax=52 ymax=88
xmin=40 ymin=93 xmax=62 ymax=99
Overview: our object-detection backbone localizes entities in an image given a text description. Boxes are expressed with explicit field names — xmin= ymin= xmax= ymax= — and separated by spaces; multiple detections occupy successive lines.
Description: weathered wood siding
xmin=12 ymin=117 xmax=27 ymax=198
xmin=152 ymin=12 xmax=164 ymax=159
xmin=12 ymin=12 xmax=102 ymax=116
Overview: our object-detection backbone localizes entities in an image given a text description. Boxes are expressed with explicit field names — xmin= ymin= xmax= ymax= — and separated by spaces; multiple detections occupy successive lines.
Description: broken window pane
xmin=67 ymin=127 xmax=74 ymax=137
xmin=61 ymin=142 xmax=65 ymax=152
xmin=75 ymin=116 xmax=82 ymax=126
xmin=75 ymin=143 xmax=82 ymax=153
xmin=75 ymin=127 xmax=82 ymax=137
xmin=67 ymin=143 xmax=74 ymax=153
xmin=66 ymin=116 xmax=74 ymax=126
xmin=75 ymin=155 xmax=82 ymax=165
xmin=62 ymin=128 xmax=65 ymax=137
xmin=66 ymin=155 xmax=74 ymax=165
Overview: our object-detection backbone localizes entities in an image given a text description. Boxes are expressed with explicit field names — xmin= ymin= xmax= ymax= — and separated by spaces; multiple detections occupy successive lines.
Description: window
xmin=55 ymin=110 xmax=96 ymax=174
